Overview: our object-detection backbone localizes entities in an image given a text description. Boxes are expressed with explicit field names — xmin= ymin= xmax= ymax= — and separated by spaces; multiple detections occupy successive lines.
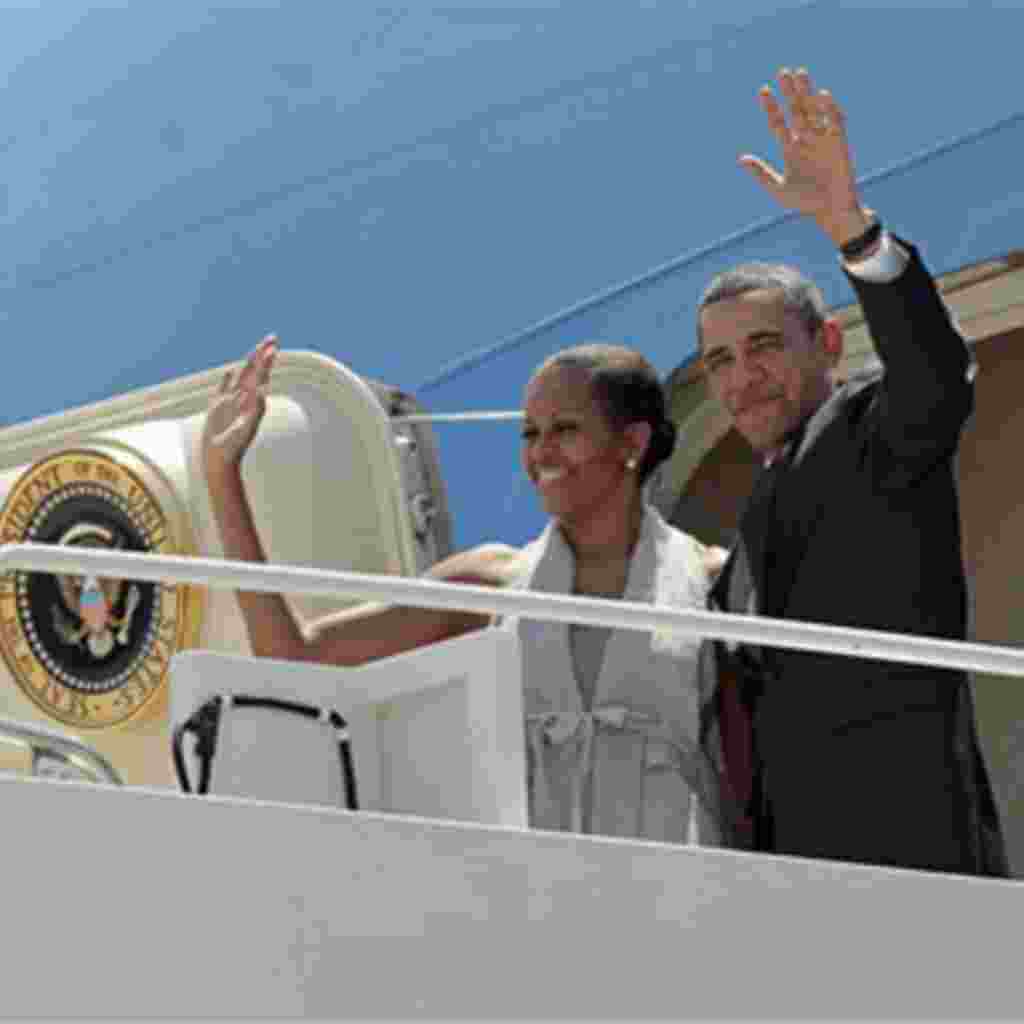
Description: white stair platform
xmin=2 ymin=772 xmax=1020 ymax=1018
xmin=169 ymin=631 xmax=527 ymax=825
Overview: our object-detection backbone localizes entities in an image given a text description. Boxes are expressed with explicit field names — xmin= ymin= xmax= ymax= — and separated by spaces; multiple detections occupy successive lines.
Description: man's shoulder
xmin=817 ymin=369 xmax=884 ymax=435
xmin=788 ymin=373 xmax=885 ymax=472
xmin=836 ymin=362 xmax=884 ymax=402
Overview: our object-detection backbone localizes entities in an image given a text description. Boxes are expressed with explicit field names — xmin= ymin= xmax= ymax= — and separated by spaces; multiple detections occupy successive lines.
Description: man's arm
xmin=844 ymin=238 xmax=973 ymax=467
xmin=740 ymin=67 xmax=972 ymax=466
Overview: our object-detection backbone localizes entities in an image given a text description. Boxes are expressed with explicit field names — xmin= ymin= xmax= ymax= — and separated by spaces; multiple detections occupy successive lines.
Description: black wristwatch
xmin=840 ymin=219 xmax=883 ymax=262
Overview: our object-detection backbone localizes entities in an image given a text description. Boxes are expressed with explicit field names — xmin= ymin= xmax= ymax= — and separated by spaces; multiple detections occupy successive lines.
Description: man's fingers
xmin=738 ymin=155 xmax=784 ymax=195
xmin=758 ymin=86 xmax=789 ymax=145
xmin=217 ymin=369 xmax=235 ymax=396
xmin=776 ymin=67 xmax=797 ymax=104
xmin=817 ymin=89 xmax=846 ymax=133
xmin=809 ymin=93 xmax=833 ymax=135
xmin=786 ymin=68 xmax=819 ymax=136
xmin=792 ymin=67 xmax=814 ymax=103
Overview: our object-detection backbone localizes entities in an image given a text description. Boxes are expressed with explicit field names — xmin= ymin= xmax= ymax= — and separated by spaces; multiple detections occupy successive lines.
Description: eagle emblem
xmin=0 ymin=448 xmax=203 ymax=730
xmin=51 ymin=523 xmax=142 ymax=660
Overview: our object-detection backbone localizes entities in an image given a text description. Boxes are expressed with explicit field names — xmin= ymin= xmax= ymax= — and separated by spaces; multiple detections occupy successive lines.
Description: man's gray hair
xmin=696 ymin=263 xmax=827 ymax=346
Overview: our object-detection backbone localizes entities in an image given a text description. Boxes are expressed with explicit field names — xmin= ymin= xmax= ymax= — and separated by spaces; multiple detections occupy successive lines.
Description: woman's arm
xmin=202 ymin=337 xmax=525 ymax=665
xmin=298 ymin=543 xmax=525 ymax=666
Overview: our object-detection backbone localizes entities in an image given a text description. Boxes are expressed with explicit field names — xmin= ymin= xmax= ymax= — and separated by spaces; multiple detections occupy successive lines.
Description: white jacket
xmin=506 ymin=506 xmax=724 ymax=845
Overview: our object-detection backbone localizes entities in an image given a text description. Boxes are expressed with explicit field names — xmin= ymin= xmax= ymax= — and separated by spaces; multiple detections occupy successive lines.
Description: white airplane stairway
xmin=0 ymin=770 xmax=1019 ymax=1018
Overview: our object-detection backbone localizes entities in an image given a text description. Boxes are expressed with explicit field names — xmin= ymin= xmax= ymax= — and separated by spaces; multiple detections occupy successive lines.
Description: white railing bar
xmin=0 ymin=715 xmax=123 ymax=785
xmin=2 ymin=544 xmax=1023 ymax=680
xmin=393 ymin=410 xmax=523 ymax=424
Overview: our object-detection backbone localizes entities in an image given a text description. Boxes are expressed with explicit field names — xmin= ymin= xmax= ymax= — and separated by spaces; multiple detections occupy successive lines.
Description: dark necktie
xmin=738 ymin=459 xmax=785 ymax=607
xmin=738 ymin=419 xmax=809 ymax=610
xmin=710 ymin=465 xmax=786 ymax=839
xmin=718 ymin=425 xmax=807 ymax=837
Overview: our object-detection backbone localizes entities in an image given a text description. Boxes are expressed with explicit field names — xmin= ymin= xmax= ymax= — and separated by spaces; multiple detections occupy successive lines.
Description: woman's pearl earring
xmin=626 ymin=457 xmax=638 ymax=471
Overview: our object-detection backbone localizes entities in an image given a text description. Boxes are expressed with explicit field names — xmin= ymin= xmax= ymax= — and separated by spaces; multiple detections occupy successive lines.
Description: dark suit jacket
xmin=711 ymin=238 xmax=1008 ymax=876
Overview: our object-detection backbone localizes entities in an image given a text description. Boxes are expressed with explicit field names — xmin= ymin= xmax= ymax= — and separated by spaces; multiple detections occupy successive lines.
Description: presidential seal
xmin=0 ymin=448 xmax=203 ymax=729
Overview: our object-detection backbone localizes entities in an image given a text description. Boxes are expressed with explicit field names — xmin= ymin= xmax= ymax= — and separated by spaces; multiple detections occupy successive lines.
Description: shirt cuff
xmin=841 ymin=231 xmax=909 ymax=284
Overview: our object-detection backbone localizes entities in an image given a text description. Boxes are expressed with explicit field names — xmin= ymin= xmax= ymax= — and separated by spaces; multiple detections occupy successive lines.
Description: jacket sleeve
xmin=844 ymin=236 xmax=974 ymax=478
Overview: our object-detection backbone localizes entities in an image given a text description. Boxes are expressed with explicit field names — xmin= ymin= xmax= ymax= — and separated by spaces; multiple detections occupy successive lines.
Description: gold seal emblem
xmin=0 ymin=448 xmax=203 ymax=729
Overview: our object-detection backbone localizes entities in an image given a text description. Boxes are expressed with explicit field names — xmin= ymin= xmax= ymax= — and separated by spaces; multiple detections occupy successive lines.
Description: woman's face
xmin=521 ymin=364 xmax=636 ymax=524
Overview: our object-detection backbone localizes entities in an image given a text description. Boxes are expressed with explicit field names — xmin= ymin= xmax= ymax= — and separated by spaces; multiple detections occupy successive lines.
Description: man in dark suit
xmin=701 ymin=67 xmax=1008 ymax=875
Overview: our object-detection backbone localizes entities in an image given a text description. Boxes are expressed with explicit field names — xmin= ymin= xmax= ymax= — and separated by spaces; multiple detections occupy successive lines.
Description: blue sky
xmin=2 ymin=1 xmax=1022 ymax=547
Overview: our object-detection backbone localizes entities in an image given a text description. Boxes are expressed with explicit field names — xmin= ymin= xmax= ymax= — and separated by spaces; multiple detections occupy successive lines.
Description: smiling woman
xmin=202 ymin=337 xmax=737 ymax=847
xmin=521 ymin=348 xmax=656 ymax=550
xmin=505 ymin=344 xmax=732 ymax=842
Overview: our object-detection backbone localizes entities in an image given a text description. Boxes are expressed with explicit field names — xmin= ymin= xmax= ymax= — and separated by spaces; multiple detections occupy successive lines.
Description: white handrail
xmin=1 ymin=542 xmax=1022 ymax=679
xmin=0 ymin=716 xmax=123 ymax=785
xmin=393 ymin=410 xmax=523 ymax=424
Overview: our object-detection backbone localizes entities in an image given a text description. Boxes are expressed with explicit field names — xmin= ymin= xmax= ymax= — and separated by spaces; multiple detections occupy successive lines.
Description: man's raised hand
xmin=739 ymin=67 xmax=873 ymax=248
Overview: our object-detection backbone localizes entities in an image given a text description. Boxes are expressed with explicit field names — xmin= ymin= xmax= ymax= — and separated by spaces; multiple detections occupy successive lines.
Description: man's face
xmin=699 ymin=288 xmax=840 ymax=455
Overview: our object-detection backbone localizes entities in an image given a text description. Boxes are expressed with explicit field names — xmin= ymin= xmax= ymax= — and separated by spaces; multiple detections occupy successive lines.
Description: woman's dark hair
xmin=538 ymin=343 xmax=677 ymax=483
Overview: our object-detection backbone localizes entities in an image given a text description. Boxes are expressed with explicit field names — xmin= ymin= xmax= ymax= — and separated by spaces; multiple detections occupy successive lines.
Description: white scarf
xmin=505 ymin=506 xmax=722 ymax=844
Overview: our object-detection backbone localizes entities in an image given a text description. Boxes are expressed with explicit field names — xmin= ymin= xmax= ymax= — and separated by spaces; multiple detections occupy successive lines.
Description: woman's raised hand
xmin=201 ymin=335 xmax=278 ymax=482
